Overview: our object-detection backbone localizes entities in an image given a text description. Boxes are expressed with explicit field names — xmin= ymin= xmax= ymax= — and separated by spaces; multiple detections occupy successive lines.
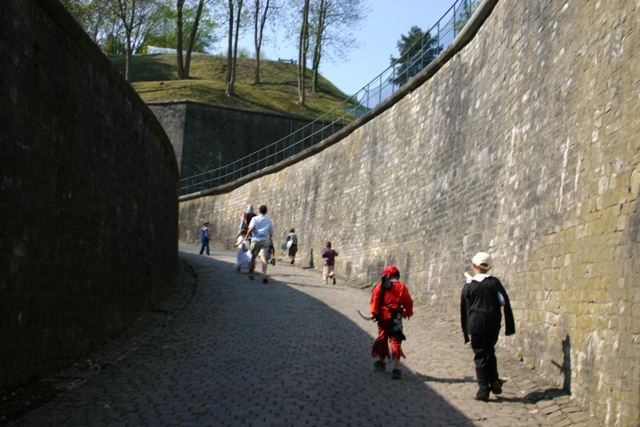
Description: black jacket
xmin=460 ymin=275 xmax=515 ymax=343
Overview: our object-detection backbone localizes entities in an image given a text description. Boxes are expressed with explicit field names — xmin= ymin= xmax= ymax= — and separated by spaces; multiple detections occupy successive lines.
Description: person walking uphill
xmin=199 ymin=220 xmax=210 ymax=255
xmin=460 ymin=252 xmax=515 ymax=401
xmin=286 ymin=228 xmax=298 ymax=265
xmin=247 ymin=205 xmax=274 ymax=283
xmin=321 ymin=242 xmax=338 ymax=285
xmin=239 ymin=204 xmax=256 ymax=234
xmin=370 ymin=266 xmax=413 ymax=379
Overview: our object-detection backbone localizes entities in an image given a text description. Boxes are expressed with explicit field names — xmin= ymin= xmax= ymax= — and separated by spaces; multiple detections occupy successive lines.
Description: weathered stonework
xmin=149 ymin=101 xmax=345 ymax=180
xmin=1 ymin=0 xmax=179 ymax=389
xmin=179 ymin=1 xmax=640 ymax=425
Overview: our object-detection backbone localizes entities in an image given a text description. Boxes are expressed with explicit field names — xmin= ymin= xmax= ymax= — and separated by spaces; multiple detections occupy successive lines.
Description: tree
xmin=111 ymin=0 xmax=170 ymax=81
xmin=309 ymin=0 xmax=325 ymax=93
xmin=183 ymin=0 xmax=207 ymax=75
xmin=225 ymin=0 xmax=245 ymax=96
xmin=177 ymin=0 xmax=186 ymax=77
xmin=296 ymin=0 xmax=310 ymax=107
xmin=252 ymin=0 xmax=271 ymax=84
xmin=144 ymin=3 xmax=217 ymax=55
xmin=176 ymin=0 xmax=208 ymax=79
xmin=390 ymin=25 xmax=440 ymax=88
xmin=64 ymin=0 xmax=120 ymax=48
xmin=64 ymin=0 xmax=217 ymax=77
xmin=308 ymin=0 xmax=368 ymax=93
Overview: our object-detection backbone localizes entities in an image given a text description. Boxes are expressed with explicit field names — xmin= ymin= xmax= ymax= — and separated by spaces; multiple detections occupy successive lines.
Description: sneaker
xmin=290 ymin=260 xmax=294 ymax=265
xmin=392 ymin=369 xmax=402 ymax=379
xmin=374 ymin=361 xmax=386 ymax=371
xmin=332 ymin=277 xmax=336 ymax=285
xmin=263 ymin=277 xmax=268 ymax=283
xmin=491 ymin=380 xmax=503 ymax=395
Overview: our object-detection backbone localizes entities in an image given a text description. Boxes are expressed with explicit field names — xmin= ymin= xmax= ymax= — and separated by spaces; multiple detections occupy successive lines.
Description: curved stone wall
xmin=179 ymin=1 xmax=640 ymax=425
xmin=1 ymin=0 xmax=180 ymax=389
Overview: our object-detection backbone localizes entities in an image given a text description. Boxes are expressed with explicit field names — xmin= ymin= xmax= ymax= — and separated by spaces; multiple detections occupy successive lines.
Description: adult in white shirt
xmin=247 ymin=205 xmax=274 ymax=282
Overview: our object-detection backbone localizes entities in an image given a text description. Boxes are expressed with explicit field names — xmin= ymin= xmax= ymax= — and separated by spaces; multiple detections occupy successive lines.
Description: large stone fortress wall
xmin=149 ymin=101 xmax=344 ymax=180
xmin=1 ymin=0 xmax=180 ymax=389
xmin=179 ymin=1 xmax=640 ymax=425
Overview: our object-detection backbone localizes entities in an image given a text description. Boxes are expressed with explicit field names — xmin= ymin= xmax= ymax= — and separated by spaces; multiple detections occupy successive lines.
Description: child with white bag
xmin=233 ymin=229 xmax=252 ymax=272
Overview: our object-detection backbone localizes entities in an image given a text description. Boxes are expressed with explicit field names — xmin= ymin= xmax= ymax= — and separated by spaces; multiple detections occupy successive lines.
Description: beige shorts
xmin=323 ymin=265 xmax=335 ymax=283
xmin=250 ymin=239 xmax=270 ymax=258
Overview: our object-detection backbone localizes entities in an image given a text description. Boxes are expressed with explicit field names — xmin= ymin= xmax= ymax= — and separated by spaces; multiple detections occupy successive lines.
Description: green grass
xmin=109 ymin=54 xmax=353 ymax=120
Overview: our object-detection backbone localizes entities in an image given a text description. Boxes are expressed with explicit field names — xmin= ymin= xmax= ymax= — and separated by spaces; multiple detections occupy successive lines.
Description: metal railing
xmin=180 ymin=0 xmax=479 ymax=195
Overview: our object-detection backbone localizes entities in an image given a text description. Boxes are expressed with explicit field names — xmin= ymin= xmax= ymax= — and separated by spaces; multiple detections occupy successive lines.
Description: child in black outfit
xmin=460 ymin=252 xmax=515 ymax=401
xmin=199 ymin=220 xmax=210 ymax=255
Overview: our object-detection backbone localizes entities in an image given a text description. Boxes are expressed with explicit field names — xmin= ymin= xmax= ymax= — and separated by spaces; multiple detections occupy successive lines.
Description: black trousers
xmin=470 ymin=330 xmax=500 ymax=385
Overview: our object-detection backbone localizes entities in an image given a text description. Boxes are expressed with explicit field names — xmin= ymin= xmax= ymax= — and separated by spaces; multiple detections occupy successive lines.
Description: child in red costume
xmin=370 ymin=266 xmax=413 ymax=379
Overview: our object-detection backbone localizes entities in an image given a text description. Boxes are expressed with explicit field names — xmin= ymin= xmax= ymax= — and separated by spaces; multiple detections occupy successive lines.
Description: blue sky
xmin=238 ymin=0 xmax=455 ymax=96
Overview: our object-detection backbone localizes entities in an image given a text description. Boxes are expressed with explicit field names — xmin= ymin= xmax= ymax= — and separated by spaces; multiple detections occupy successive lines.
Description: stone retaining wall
xmin=149 ymin=101 xmax=345 ymax=181
xmin=1 ymin=0 xmax=179 ymax=389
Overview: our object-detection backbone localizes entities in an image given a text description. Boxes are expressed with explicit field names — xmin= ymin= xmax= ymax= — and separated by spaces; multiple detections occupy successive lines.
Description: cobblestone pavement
xmin=8 ymin=244 xmax=602 ymax=427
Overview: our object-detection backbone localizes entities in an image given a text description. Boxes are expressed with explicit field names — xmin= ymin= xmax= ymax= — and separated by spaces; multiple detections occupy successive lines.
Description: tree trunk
xmin=297 ymin=0 xmax=310 ymax=107
xmin=184 ymin=0 xmax=205 ymax=77
xmin=254 ymin=47 xmax=261 ymax=84
xmin=176 ymin=0 xmax=185 ymax=79
xmin=125 ymin=30 xmax=132 ymax=82
xmin=225 ymin=0 xmax=234 ymax=96
xmin=311 ymin=0 xmax=326 ymax=93
xmin=253 ymin=0 xmax=270 ymax=85
xmin=230 ymin=0 xmax=243 ymax=90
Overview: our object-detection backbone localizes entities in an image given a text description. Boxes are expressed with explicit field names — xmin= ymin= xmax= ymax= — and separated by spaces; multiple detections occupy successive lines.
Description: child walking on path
xmin=233 ymin=229 xmax=252 ymax=272
xmin=321 ymin=242 xmax=338 ymax=285
xmin=286 ymin=228 xmax=298 ymax=265
xmin=199 ymin=220 xmax=210 ymax=255
xmin=370 ymin=266 xmax=413 ymax=379
xmin=460 ymin=252 xmax=515 ymax=401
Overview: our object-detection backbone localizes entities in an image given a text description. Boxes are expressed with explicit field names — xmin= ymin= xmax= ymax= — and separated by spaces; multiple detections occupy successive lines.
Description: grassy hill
xmin=109 ymin=54 xmax=353 ymax=121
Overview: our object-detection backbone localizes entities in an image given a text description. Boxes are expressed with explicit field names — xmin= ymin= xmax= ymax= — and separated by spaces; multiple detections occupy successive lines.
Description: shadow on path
xmin=7 ymin=245 xmax=587 ymax=426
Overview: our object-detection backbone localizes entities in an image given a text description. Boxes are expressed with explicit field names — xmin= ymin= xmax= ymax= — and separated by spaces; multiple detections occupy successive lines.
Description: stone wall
xmin=1 ymin=0 xmax=180 ymax=389
xmin=149 ymin=101 xmax=344 ymax=180
xmin=178 ymin=1 xmax=640 ymax=425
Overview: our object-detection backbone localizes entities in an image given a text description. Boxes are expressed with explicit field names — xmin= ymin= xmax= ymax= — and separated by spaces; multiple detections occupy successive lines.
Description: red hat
xmin=381 ymin=266 xmax=400 ymax=278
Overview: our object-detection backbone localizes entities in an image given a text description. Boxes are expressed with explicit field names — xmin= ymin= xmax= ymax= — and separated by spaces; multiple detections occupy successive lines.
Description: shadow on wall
xmin=552 ymin=334 xmax=571 ymax=393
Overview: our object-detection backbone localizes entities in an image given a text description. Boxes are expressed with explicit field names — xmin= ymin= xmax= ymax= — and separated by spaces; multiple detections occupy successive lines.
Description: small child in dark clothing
xmin=460 ymin=252 xmax=515 ymax=401
xmin=199 ymin=220 xmax=210 ymax=255
xmin=321 ymin=241 xmax=338 ymax=285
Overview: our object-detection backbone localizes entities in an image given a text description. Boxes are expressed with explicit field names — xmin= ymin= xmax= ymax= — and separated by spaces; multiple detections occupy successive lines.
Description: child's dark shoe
xmin=475 ymin=388 xmax=490 ymax=401
xmin=491 ymin=380 xmax=503 ymax=395
xmin=374 ymin=361 xmax=386 ymax=371
xmin=392 ymin=369 xmax=402 ymax=379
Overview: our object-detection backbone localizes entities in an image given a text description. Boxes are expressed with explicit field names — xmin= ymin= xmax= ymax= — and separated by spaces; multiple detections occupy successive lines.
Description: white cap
xmin=472 ymin=252 xmax=493 ymax=270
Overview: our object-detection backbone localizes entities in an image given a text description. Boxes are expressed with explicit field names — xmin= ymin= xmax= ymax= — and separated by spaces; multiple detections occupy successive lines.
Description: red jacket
xmin=370 ymin=280 xmax=413 ymax=321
